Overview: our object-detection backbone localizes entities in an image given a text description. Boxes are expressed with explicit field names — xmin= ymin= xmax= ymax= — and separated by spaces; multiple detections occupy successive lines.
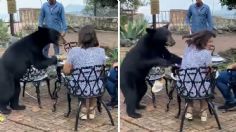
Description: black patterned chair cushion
xmin=20 ymin=65 xmax=48 ymax=82
xmin=146 ymin=66 xmax=165 ymax=81
xmin=64 ymin=42 xmax=79 ymax=52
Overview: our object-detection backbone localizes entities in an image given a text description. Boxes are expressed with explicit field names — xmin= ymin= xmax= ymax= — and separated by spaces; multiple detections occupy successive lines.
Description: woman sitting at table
xmin=181 ymin=30 xmax=216 ymax=121
xmin=216 ymin=64 xmax=236 ymax=110
xmin=63 ymin=25 xmax=106 ymax=120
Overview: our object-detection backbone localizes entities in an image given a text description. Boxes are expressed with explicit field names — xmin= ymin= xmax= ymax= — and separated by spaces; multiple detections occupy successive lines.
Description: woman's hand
xmin=112 ymin=62 xmax=118 ymax=68
xmin=227 ymin=63 xmax=236 ymax=69
xmin=206 ymin=44 xmax=215 ymax=51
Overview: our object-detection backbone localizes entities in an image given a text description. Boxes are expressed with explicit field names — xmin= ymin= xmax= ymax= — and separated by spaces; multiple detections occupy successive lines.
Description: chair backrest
xmin=146 ymin=66 xmax=165 ymax=81
xmin=20 ymin=65 xmax=47 ymax=82
xmin=64 ymin=65 xmax=106 ymax=98
xmin=64 ymin=42 xmax=79 ymax=52
xmin=176 ymin=67 xmax=216 ymax=99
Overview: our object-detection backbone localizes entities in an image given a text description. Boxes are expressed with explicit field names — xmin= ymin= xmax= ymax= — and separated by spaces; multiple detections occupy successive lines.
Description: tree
xmin=84 ymin=0 xmax=118 ymax=16
xmin=220 ymin=0 xmax=236 ymax=10
xmin=120 ymin=0 xmax=148 ymax=11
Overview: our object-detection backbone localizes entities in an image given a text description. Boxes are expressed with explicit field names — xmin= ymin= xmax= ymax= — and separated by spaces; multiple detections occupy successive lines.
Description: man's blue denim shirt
xmin=38 ymin=2 xmax=67 ymax=32
xmin=186 ymin=3 xmax=213 ymax=33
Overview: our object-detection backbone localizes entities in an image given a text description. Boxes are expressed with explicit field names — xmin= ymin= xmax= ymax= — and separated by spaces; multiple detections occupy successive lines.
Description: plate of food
xmin=56 ymin=54 xmax=67 ymax=61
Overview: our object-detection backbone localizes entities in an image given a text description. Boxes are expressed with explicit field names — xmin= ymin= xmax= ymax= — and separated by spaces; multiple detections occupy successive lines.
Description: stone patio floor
xmin=0 ymin=82 xmax=117 ymax=132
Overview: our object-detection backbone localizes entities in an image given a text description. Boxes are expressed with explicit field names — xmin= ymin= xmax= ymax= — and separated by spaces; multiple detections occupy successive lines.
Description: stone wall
xmin=18 ymin=8 xmax=118 ymax=31
xmin=170 ymin=9 xmax=187 ymax=25
xmin=19 ymin=8 xmax=40 ymax=23
xmin=213 ymin=16 xmax=236 ymax=30
xmin=66 ymin=15 xmax=118 ymax=31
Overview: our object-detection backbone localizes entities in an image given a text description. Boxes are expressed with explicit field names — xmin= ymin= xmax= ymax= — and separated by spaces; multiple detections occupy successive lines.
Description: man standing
xmin=39 ymin=0 xmax=67 ymax=56
xmin=186 ymin=0 xmax=213 ymax=34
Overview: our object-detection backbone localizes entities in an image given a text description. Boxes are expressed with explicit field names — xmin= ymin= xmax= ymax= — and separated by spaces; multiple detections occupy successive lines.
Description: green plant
xmin=106 ymin=48 xmax=118 ymax=66
xmin=120 ymin=0 xmax=148 ymax=11
xmin=217 ymin=48 xmax=236 ymax=71
xmin=0 ymin=20 xmax=10 ymax=43
xmin=120 ymin=15 xmax=128 ymax=26
xmin=120 ymin=19 xmax=148 ymax=41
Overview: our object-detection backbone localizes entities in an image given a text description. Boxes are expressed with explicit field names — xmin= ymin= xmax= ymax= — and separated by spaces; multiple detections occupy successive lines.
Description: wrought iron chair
xmin=52 ymin=41 xmax=78 ymax=111
xmin=145 ymin=66 xmax=168 ymax=108
xmin=63 ymin=42 xmax=79 ymax=52
xmin=62 ymin=65 xmax=114 ymax=131
xmin=20 ymin=65 xmax=52 ymax=108
xmin=174 ymin=67 xmax=221 ymax=132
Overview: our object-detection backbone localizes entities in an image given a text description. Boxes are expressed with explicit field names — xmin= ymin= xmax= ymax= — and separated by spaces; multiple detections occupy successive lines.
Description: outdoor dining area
xmin=144 ymin=47 xmax=230 ymax=132
xmin=19 ymin=41 xmax=116 ymax=131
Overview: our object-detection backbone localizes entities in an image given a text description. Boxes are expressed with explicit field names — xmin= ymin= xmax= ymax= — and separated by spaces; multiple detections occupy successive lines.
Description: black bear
xmin=120 ymin=24 xmax=182 ymax=118
xmin=0 ymin=27 xmax=60 ymax=114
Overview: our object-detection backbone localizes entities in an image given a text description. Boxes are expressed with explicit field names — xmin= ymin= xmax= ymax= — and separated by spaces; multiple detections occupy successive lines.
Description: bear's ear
xmin=163 ymin=23 xmax=170 ymax=29
xmin=146 ymin=28 xmax=155 ymax=34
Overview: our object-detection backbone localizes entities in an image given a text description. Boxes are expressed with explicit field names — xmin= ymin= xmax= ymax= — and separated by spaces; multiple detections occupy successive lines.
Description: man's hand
xmin=112 ymin=62 xmax=118 ymax=68
xmin=60 ymin=32 xmax=66 ymax=37
xmin=188 ymin=26 xmax=192 ymax=35
xmin=227 ymin=63 xmax=236 ymax=69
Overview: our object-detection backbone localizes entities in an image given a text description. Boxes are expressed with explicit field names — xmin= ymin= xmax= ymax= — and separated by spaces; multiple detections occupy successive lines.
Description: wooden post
xmin=94 ymin=0 xmax=97 ymax=16
xmin=7 ymin=0 xmax=16 ymax=36
xmin=9 ymin=14 xmax=15 ymax=36
xmin=151 ymin=0 xmax=159 ymax=29
xmin=152 ymin=15 xmax=156 ymax=29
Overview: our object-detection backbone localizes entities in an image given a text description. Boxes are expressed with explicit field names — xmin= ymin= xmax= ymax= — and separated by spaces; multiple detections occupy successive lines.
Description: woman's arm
xmin=63 ymin=62 xmax=73 ymax=75
xmin=63 ymin=49 xmax=75 ymax=75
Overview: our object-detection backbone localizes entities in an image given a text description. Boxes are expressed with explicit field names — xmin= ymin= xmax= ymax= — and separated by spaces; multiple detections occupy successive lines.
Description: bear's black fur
xmin=0 ymin=27 xmax=60 ymax=114
xmin=120 ymin=24 xmax=182 ymax=118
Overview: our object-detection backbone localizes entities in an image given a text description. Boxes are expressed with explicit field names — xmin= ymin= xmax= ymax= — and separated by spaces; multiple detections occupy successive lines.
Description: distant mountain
xmin=65 ymin=4 xmax=85 ymax=15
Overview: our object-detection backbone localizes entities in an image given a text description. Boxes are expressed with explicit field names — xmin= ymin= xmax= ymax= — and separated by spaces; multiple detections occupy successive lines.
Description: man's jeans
xmin=106 ymin=68 xmax=118 ymax=103
xmin=216 ymin=71 xmax=236 ymax=104
xmin=43 ymin=44 xmax=60 ymax=57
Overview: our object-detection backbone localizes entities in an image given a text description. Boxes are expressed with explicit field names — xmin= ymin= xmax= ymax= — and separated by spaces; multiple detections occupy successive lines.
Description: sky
xmin=0 ymin=0 xmax=85 ymax=14
xmin=0 ymin=0 xmax=235 ymax=20
xmin=137 ymin=0 xmax=236 ymax=21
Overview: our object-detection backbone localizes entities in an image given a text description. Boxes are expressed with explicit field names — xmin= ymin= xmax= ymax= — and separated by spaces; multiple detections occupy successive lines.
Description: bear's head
xmin=37 ymin=27 xmax=60 ymax=46
xmin=146 ymin=24 xmax=175 ymax=47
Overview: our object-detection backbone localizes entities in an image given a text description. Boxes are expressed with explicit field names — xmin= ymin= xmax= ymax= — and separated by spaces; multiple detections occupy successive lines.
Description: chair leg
xmin=52 ymin=80 xmax=61 ymax=112
xmin=147 ymin=80 xmax=156 ymax=108
xmin=207 ymin=100 xmax=222 ymax=130
xmin=46 ymin=78 xmax=52 ymax=99
xmin=176 ymin=95 xmax=181 ymax=118
xmin=75 ymin=101 xmax=82 ymax=131
xmin=208 ymin=102 xmax=213 ymax=115
xmin=166 ymin=81 xmax=175 ymax=112
xmin=179 ymin=102 xmax=189 ymax=132
xmin=35 ymin=82 xmax=42 ymax=108
xmin=22 ymin=82 xmax=26 ymax=97
xmin=64 ymin=93 xmax=71 ymax=117
xmin=99 ymin=99 xmax=114 ymax=126
xmin=97 ymin=97 xmax=102 ymax=113
xmin=164 ymin=77 xmax=169 ymax=96
xmin=151 ymin=91 xmax=157 ymax=108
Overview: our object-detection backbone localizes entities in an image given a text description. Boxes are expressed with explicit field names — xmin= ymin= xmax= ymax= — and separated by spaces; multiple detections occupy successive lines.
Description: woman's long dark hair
xmin=78 ymin=25 xmax=99 ymax=49
xmin=183 ymin=30 xmax=216 ymax=50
